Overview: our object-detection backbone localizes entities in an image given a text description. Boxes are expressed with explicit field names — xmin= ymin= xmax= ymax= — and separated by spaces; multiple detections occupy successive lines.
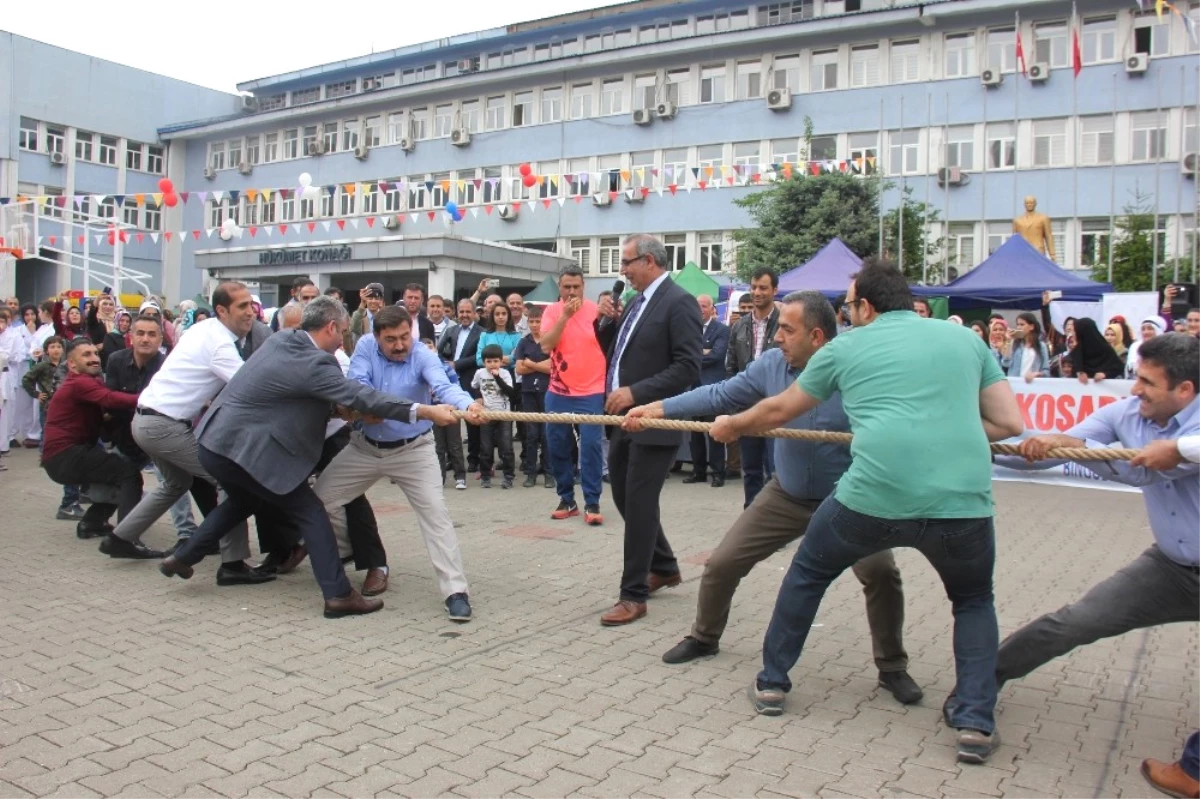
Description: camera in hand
xmin=1162 ymin=283 xmax=1196 ymax=321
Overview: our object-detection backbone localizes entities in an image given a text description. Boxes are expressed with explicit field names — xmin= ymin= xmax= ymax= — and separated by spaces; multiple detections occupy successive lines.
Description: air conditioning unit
xmin=498 ymin=205 xmax=517 ymax=220
xmin=383 ymin=215 xmax=401 ymax=229
xmin=399 ymin=137 xmax=415 ymax=153
xmin=631 ymin=109 xmax=653 ymax=126
xmin=1183 ymin=152 xmax=1198 ymax=178
xmin=49 ymin=151 xmax=65 ymax=166
xmin=353 ymin=145 xmax=369 ymax=160
xmin=450 ymin=128 xmax=471 ymax=146
xmin=237 ymin=161 xmax=252 ymax=175
xmin=981 ymin=69 xmax=1002 ymax=87
xmin=240 ymin=95 xmax=258 ymax=112
xmin=592 ymin=192 xmax=613 ymax=207
xmin=655 ymin=102 xmax=677 ymax=120
xmin=936 ymin=166 xmax=964 ymax=186
xmin=458 ymin=57 xmax=479 ymax=73
xmin=362 ymin=78 xmax=381 ymax=92
xmin=624 ymin=191 xmax=645 ymax=204
xmin=766 ymin=89 xmax=792 ymax=110
xmin=203 ymin=166 xmax=217 ymax=180
xmin=306 ymin=141 xmax=326 ymax=156
xmin=1126 ymin=53 xmax=1149 ymax=74
xmin=1028 ymin=62 xmax=1050 ymax=82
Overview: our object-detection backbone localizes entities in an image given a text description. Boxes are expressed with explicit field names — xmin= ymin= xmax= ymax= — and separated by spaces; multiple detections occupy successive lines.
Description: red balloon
xmin=522 ymin=174 xmax=538 ymax=188
xmin=518 ymin=163 xmax=532 ymax=177
xmin=163 ymin=193 xmax=179 ymax=208
xmin=157 ymin=178 xmax=173 ymax=193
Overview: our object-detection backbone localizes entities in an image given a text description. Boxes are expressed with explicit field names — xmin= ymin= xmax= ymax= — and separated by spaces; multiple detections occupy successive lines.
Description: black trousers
xmin=433 ymin=422 xmax=466 ymax=480
xmin=689 ymin=417 xmax=725 ymax=479
xmin=176 ymin=447 xmax=353 ymax=600
xmin=521 ymin=391 xmax=550 ymax=475
xmin=608 ymin=429 xmax=680 ymax=604
xmin=42 ymin=444 xmax=143 ymax=526
xmin=480 ymin=420 xmax=514 ymax=479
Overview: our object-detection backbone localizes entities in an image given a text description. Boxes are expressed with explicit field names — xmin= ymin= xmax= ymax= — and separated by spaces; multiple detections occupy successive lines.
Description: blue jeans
xmin=39 ymin=406 xmax=79 ymax=508
xmin=758 ymin=496 xmax=999 ymax=734
xmin=1183 ymin=732 xmax=1199 ymax=780
xmin=545 ymin=392 xmax=603 ymax=507
xmin=740 ymin=436 xmax=775 ymax=509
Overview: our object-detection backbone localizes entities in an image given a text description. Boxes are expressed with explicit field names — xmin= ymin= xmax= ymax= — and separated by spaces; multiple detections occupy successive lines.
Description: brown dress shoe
xmin=277 ymin=545 xmax=308 ymax=575
xmin=1142 ymin=758 xmax=1200 ymax=799
xmin=324 ymin=589 xmax=384 ymax=619
xmin=159 ymin=555 xmax=194 ymax=580
xmin=600 ymin=600 xmax=647 ymax=626
xmin=648 ymin=572 xmax=682 ymax=594
xmin=362 ymin=568 xmax=389 ymax=597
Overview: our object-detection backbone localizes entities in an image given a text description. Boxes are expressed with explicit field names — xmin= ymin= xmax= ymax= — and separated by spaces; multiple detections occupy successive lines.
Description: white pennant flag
xmin=349 ymin=219 xmax=360 ymax=229
xmin=556 ymin=197 xmax=565 ymax=207
xmin=264 ymin=227 xmax=273 ymax=237
xmin=657 ymin=186 xmax=665 ymax=197
xmin=206 ymin=228 xmax=216 ymax=238
xmin=470 ymin=208 xmax=479 ymax=218
xmin=93 ymin=234 xmax=104 ymax=245
xmin=292 ymin=224 xmax=303 ymax=235
xmin=211 ymin=190 xmax=224 ymax=203
xmin=526 ymin=200 xmax=536 ymax=212
xmin=36 ymin=236 xmax=43 ymax=247
xmin=321 ymin=221 xmax=332 ymax=232
xmin=409 ymin=213 xmax=419 ymax=223
xmin=150 ymin=233 xmax=159 ymax=244
xmin=685 ymin=185 xmax=693 ymax=193
xmin=375 ymin=216 xmax=387 ymax=228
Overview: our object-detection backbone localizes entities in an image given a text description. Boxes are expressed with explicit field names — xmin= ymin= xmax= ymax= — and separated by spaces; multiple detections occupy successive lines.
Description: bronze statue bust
xmin=1013 ymin=196 xmax=1055 ymax=260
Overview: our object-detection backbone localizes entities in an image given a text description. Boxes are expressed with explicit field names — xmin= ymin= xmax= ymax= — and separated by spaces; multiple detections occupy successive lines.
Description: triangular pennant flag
xmin=349 ymin=219 xmax=359 ymax=229
xmin=206 ymin=228 xmax=216 ymax=238
xmin=485 ymin=205 xmax=494 ymax=215
xmin=36 ymin=196 xmax=49 ymax=208
xmin=307 ymin=222 xmax=317 ymax=233
xmin=783 ymin=164 xmax=793 ymax=179
xmin=279 ymin=224 xmax=288 ymax=235
xmin=409 ymin=213 xmax=419 ymax=223
xmin=135 ymin=233 xmax=144 ymax=244
xmin=427 ymin=211 xmax=436 ymax=221
xmin=377 ymin=181 xmax=390 ymax=193
xmin=542 ymin=199 xmax=552 ymax=209
xmin=690 ymin=167 xmax=700 ymax=181
xmin=669 ymin=184 xmax=679 ymax=196
xmin=263 ymin=227 xmax=273 ymax=237
xmin=321 ymin=221 xmax=332 ymax=232
xmin=620 ymin=170 xmax=630 ymax=183
xmin=92 ymin=194 xmax=107 ymax=206
xmin=550 ymin=176 xmax=559 ymax=191
xmin=47 ymin=236 xmax=56 ymax=246
xmin=248 ymin=226 xmax=258 ymax=238
xmin=77 ymin=235 xmax=86 ymax=245
xmin=93 ymin=234 xmax=104 ymax=245
xmin=425 ymin=181 xmax=434 ymax=193
xmin=150 ymin=233 xmax=159 ymax=244
xmin=657 ymin=186 xmax=664 ymax=197
xmin=227 ymin=190 xmax=240 ymax=205
xmin=343 ymin=183 xmax=356 ymax=195
xmin=245 ymin=189 xmax=257 ymax=203
xmin=322 ymin=185 xmax=336 ymax=197
xmin=54 ymin=196 xmax=68 ymax=208
xmin=608 ymin=191 xmax=619 ymax=202
xmin=211 ymin=190 xmax=224 ymax=203
xmin=260 ymin=189 xmax=272 ymax=202
xmin=336 ymin=220 xmax=346 ymax=230
xmin=579 ymin=173 xmax=589 ymax=186
xmin=556 ymin=196 xmax=566 ymax=207
xmin=574 ymin=194 xmax=583 ymax=204
xmin=192 ymin=230 xmax=202 ymax=240
xmin=164 ymin=232 xmax=173 ymax=242
xmin=636 ymin=168 xmax=646 ymax=184
xmin=470 ymin=207 xmax=479 ymax=218
xmin=366 ymin=216 xmax=377 ymax=228
xmin=640 ymin=187 xmax=650 ymax=199
xmin=113 ymin=195 xmax=126 ymax=207
xmin=526 ymin=200 xmax=536 ymax=211
xmin=699 ymin=181 xmax=709 ymax=191
xmin=439 ymin=180 xmax=450 ymax=193
xmin=179 ymin=192 xmax=190 ymax=204
xmin=473 ymin=179 xmax=482 ymax=190
xmin=196 ymin=191 xmax=208 ymax=204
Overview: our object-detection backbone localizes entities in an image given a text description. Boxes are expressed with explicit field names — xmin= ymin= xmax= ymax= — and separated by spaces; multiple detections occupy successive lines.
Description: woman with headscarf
xmin=1103 ymin=324 xmax=1128 ymax=359
xmin=87 ymin=293 xmax=120 ymax=367
xmin=1124 ymin=316 xmax=1165 ymax=378
xmin=1107 ymin=315 xmax=1134 ymax=349
xmin=51 ymin=293 xmax=88 ymax=340
xmin=1069 ymin=317 xmax=1125 ymax=383
xmin=988 ymin=318 xmax=1009 ymax=367
xmin=103 ymin=311 xmax=132 ymax=359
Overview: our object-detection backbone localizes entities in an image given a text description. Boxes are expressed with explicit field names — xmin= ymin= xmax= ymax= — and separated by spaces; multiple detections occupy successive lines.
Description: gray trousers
xmin=112 ymin=413 xmax=250 ymax=562
xmin=996 ymin=545 xmax=1200 ymax=683
xmin=692 ymin=477 xmax=910 ymax=673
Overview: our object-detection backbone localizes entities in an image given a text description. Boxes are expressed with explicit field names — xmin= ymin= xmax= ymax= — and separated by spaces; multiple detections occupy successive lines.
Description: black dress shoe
xmin=662 ymin=636 xmax=720 ymax=664
xmin=710 ymin=475 xmax=725 ymax=487
xmin=99 ymin=534 xmax=166 ymax=559
xmin=216 ymin=565 xmax=277 ymax=586
xmin=879 ymin=670 xmax=924 ymax=705
xmin=253 ymin=551 xmax=288 ymax=576
xmin=682 ymin=473 xmax=707 ymax=484
xmin=76 ymin=522 xmax=112 ymax=539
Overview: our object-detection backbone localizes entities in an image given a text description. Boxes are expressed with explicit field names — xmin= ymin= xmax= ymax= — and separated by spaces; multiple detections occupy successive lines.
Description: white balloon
xmin=221 ymin=218 xmax=236 ymax=230
xmin=298 ymin=172 xmax=312 ymax=187
xmin=302 ymin=185 xmax=320 ymax=201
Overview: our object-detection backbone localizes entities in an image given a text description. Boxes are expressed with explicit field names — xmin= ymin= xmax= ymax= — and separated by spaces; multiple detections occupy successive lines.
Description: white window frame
xmin=700 ymin=65 xmax=726 ymax=104
xmin=945 ymin=125 xmax=976 ymax=170
xmin=209 ymin=141 xmax=226 ymax=171
xmin=1034 ymin=22 xmax=1069 ymax=68
xmin=698 ymin=232 xmax=724 ymax=273
xmin=1078 ymin=116 xmax=1115 ymax=165
xmin=811 ymin=50 xmax=839 ymax=91
xmin=850 ymin=45 xmax=881 ymax=88
xmin=461 ymin=101 xmax=481 ymax=133
xmin=888 ymin=130 xmax=921 ymax=175
xmin=1131 ymin=111 xmax=1167 ymax=162
xmin=1133 ymin=13 xmax=1170 ymax=58
xmin=570 ymin=84 xmax=594 ymax=119
xmin=849 ymin=132 xmax=879 ymax=173
xmin=944 ymin=33 xmax=976 ymax=78
xmin=736 ymin=60 xmax=762 ymax=99
xmin=1032 ymin=119 xmax=1068 ymax=167
xmin=75 ymin=131 xmax=94 ymax=162
xmin=599 ymin=236 xmax=621 ymax=275
xmin=1081 ymin=17 xmax=1117 ymax=64
xmin=600 ymin=79 xmax=623 ymax=115
xmin=890 ymin=40 xmax=920 ymax=83
xmin=542 ymin=87 xmax=563 ymax=122
xmin=146 ymin=145 xmax=164 ymax=174
xmin=986 ymin=122 xmax=1016 ymax=170
xmin=486 ymin=96 xmax=507 ymax=131
xmin=18 ymin=118 xmax=38 ymax=152
xmin=126 ymin=142 xmax=143 ymax=171
xmin=986 ymin=28 xmax=1015 ymax=74
xmin=512 ymin=92 xmax=534 ymax=127
xmin=434 ymin=105 xmax=454 ymax=138
xmin=772 ymin=54 xmax=800 ymax=94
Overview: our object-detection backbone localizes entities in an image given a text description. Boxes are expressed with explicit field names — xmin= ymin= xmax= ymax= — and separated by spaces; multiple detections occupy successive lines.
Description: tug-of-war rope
xmin=451 ymin=409 xmax=1140 ymax=462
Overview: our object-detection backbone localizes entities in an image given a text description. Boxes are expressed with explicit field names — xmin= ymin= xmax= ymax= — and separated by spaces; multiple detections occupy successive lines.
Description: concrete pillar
xmin=427 ymin=264 xmax=456 ymax=304
xmin=310 ymin=272 xmax=333 ymax=292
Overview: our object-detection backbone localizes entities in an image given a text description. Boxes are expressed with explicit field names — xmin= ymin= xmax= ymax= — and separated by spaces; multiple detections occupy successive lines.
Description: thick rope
xmin=452 ymin=409 xmax=1141 ymax=462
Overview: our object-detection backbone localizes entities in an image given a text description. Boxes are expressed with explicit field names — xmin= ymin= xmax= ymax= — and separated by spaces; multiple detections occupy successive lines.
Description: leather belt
xmin=136 ymin=406 xmax=192 ymax=429
xmin=362 ymin=432 xmax=424 ymax=450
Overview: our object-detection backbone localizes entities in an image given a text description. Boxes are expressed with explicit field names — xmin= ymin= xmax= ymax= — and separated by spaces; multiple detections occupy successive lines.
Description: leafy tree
xmin=881 ymin=186 xmax=943 ymax=283
xmin=1094 ymin=191 xmax=1176 ymax=292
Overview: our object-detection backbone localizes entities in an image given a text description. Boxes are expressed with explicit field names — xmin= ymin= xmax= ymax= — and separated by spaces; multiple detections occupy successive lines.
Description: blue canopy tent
xmin=776 ymin=238 xmax=863 ymax=299
xmin=913 ymin=236 xmax=1112 ymax=310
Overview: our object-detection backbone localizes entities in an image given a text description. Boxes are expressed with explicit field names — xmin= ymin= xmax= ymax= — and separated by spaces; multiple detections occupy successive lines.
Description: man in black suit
xmin=686 ymin=294 xmax=731 ymax=488
xmin=401 ymin=283 xmax=437 ymax=343
xmin=437 ymin=298 xmax=483 ymax=475
xmin=596 ymin=234 xmax=702 ymax=626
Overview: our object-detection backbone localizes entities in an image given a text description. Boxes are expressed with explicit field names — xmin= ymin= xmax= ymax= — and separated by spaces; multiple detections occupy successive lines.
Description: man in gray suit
xmin=160 ymin=297 xmax=459 ymax=618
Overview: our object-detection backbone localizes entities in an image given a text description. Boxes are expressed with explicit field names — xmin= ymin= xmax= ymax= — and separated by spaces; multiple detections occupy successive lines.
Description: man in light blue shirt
xmin=313 ymin=306 xmax=483 ymax=622
xmin=991 ymin=333 xmax=1198 ymax=689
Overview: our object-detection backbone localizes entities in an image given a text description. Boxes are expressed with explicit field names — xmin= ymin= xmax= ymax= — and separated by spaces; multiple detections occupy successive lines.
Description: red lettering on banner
xmin=1017 ymin=388 xmax=1122 ymax=433
xmin=1017 ymin=392 xmax=1035 ymax=427
xmin=1036 ymin=394 xmax=1056 ymax=430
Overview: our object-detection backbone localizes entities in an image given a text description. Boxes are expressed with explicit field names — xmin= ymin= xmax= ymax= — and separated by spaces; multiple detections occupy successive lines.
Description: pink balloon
xmin=518 ymin=163 xmax=532 ymax=177
xmin=163 ymin=193 xmax=178 ymax=208
xmin=158 ymin=178 xmax=173 ymax=193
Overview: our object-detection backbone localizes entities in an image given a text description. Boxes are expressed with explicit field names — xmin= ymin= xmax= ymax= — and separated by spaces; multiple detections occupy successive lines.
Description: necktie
xmin=606 ymin=293 xmax=646 ymax=393
xmin=237 ymin=338 xmax=250 ymax=361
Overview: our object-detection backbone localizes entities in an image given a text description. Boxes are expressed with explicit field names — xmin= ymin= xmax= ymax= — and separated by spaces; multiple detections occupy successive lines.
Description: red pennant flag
xmin=510 ymin=203 xmax=520 ymax=214
xmin=306 ymin=222 xmax=316 ymax=233
xmin=366 ymin=217 xmax=376 ymax=228
xmin=192 ymin=230 xmax=201 ymax=240
xmin=726 ymin=176 xmax=735 ymax=185
xmin=427 ymin=211 xmax=436 ymax=221
xmin=574 ymin=195 xmax=583 ymax=204
xmin=49 ymin=236 xmax=57 ymax=246
xmin=249 ymin=226 xmax=258 ymax=238
xmin=278 ymin=224 xmax=288 ymax=235
xmin=77 ymin=235 xmax=85 ymax=245
xmin=542 ymin=199 xmax=552 ymax=209
xmin=608 ymin=191 xmax=618 ymax=202
xmin=180 ymin=192 xmax=190 ymax=204
xmin=485 ymin=205 xmax=494 ymax=215
xmin=164 ymin=232 xmax=173 ymax=242
xmin=336 ymin=220 xmax=345 ymax=230
xmin=136 ymin=233 xmax=144 ymax=244
xmin=698 ymin=181 xmax=708 ymax=191
xmin=669 ymin=184 xmax=678 ymax=195
xmin=752 ymin=173 xmax=762 ymax=183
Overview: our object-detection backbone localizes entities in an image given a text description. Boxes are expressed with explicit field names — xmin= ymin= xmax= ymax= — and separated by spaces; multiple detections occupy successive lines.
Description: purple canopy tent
xmin=776 ymin=238 xmax=863 ymax=299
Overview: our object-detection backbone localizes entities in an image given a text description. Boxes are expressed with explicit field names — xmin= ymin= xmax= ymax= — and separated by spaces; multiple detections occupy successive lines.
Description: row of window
xmin=20 ymin=183 xmax=163 ymax=230
xmin=18 ymin=118 xmax=166 ymax=173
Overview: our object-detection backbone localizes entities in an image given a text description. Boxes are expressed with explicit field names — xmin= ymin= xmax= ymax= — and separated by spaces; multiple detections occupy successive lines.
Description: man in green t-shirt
xmin=709 ymin=260 xmax=1024 ymax=766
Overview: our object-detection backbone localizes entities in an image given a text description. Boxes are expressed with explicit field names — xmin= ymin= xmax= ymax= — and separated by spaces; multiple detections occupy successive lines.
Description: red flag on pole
xmin=1015 ymin=25 xmax=1028 ymax=76
xmin=1071 ymin=10 xmax=1082 ymax=77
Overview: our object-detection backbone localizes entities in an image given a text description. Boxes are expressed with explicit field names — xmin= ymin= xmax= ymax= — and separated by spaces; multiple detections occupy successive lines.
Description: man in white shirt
xmin=508 ymin=293 xmax=531 ymax=337
xmin=108 ymin=282 xmax=268 ymax=585
xmin=428 ymin=295 xmax=450 ymax=339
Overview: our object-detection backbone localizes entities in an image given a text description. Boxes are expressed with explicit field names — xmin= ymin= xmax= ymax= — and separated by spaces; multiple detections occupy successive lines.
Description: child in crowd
xmin=513 ymin=307 xmax=552 ymax=488
xmin=471 ymin=344 xmax=518 ymax=489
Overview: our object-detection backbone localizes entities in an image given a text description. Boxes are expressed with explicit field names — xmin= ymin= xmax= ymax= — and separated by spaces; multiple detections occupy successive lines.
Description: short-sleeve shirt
xmin=541 ymin=299 xmax=607 ymax=397
xmin=798 ymin=311 xmax=1006 ymax=520
xmin=513 ymin=334 xmax=550 ymax=394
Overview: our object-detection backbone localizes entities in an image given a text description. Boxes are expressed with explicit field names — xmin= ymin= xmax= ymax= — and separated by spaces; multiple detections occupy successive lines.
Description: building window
xmin=244 ymin=198 xmax=259 ymax=226
xmin=1191 ymin=8 xmax=1200 ymax=53
xmin=41 ymin=186 xmax=63 ymax=219
xmin=599 ymin=236 xmax=621 ymax=274
xmin=944 ymin=33 xmax=976 ymax=78
xmin=486 ymin=96 xmax=506 ymax=130
xmin=811 ymin=50 xmax=838 ymax=91
xmin=663 ymin=148 xmax=688 ymax=184
xmin=570 ymin=238 xmax=592 ymax=274
xmin=45 ymin=126 xmax=65 ymax=156
xmin=986 ymin=122 xmax=1016 ymax=169
xmin=733 ymin=142 xmax=760 ymax=169
xmin=666 ymin=69 xmax=691 ymax=106
xmin=947 ymin=223 xmax=975 ymax=270
xmin=483 ymin=167 xmax=503 ymax=204
xmin=209 ymin=141 xmax=226 ymax=171
xmin=325 ymin=80 xmax=356 ymax=100
xmin=1131 ymin=111 xmax=1167 ymax=161
xmin=291 ymin=87 xmax=320 ymax=106
xmin=986 ymin=28 xmax=1015 ymax=73
xmin=208 ymin=200 xmax=222 ymax=228
xmin=631 ymin=151 xmax=655 ymax=188
xmin=126 ymin=143 xmax=143 ymax=171
xmin=122 ymin=204 xmax=139 ymax=228
xmin=409 ymin=180 xmax=427 ymax=211
xmin=259 ymin=93 xmax=286 ymax=112
xmin=598 ymin=155 xmax=621 ymax=192
xmin=772 ymin=138 xmax=799 ymax=164
xmin=1078 ymin=116 xmax=1114 ymax=165
xmin=260 ymin=195 xmax=276 ymax=224
xmin=512 ymin=92 xmax=534 ymax=127
xmin=1185 ymin=109 xmax=1198 ymax=155
xmin=663 ymin=234 xmax=687 ymax=272
xmin=849 ymin=132 xmax=878 ymax=173
xmin=570 ymin=84 xmax=594 ymax=119
xmin=387 ymin=115 xmax=405 ymax=144
xmin=75 ymin=131 xmax=94 ymax=161
xmin=1082 ymin=17 xmax=1117 ymax=64
xmin=697 ymin=144 xmax=724 ymax=171
xmin=382 ymin=179 xmax=402 ymax=213
xmin=228 ymin=138 xmax=242 ymax=167
xmin=363 ymin=117 xmax=381 ymax=148
xmin=850 ymin=45 xmax=880 ymax=87
xmin=634 ymin=74 xmax=657 ymax=111
xmin=700 ymin=66 xmax=725 ymax=104
xmin=320 ymin=191 xmax=334 ymax=218
xmin=322 ymin=123 xmax=339 ymax=152
xmin=1133 ymin=13 xmax=1170 ymax=57
xmin=986 ymin=222 xmax=1010 ymax=255
xmin=772 ymin=54 xmax=800 ymax=94
xmin=284 ymin=128 xmax=300 ymax=158
xmin=698 ymin=233 xmax=723 ymax=272
xmin=1079 ymin=219 xmax=1111 ymax=268
xmin=243 ymin=135 xmax=259 ymax=165
xmin=542 ymin=87 xmax=563 ymax=122
xmin=890 ymin=40 xmax=920 ymax=83
xmin=339 ymin=187 xmax=356 ymax=217
xmin=411 ymin=108 xmax=429 ymax=140
xmin=146 ymin=145 xmax=164 ymax=174
xmin=302 ymin=125 xmax=318 ymax=153
xmin=564 ymin=158 xmax=589 ymax=196
xmin=888 ymin=130 xmax=920 ymax=175
xmin=1034 ymin=22 xmax=1068 ymax=68
xmin=18 ymin=118 xmax=38 ymax=151
xmin=600 ymin=80 xmax=623 ymax=115
xmin=1032 ymin=119 xmax=1067 ymax=167
xmin=144 ymin=205 xmax=161 ymax=231
xmin=945 ymin=125 xmax=975 ymax=170
xmin=461 ymin=101 xmax=481 ymax=133
xmin=342 ymin=122 xmax=360 ymax=151
xmin=97 ymin=198 xmax=116 ymax=220
xmin=401 ymin=64 xmax=437 ymax=84
xmin=758 ymin=1 xmax=813 ymax=26
xmin=260 ymin=132 xmax=277 ymax=162
xmin=809 ymin=135 xmax=837 ymax=161
xmin=434 ymin=104 xmax=454 ymax=138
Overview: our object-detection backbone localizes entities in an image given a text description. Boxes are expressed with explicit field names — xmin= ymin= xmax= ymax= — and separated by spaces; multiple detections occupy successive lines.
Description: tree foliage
xmin=882 ymin=186 xmax=943 ymax=283
xmin=1093 ymin=191 xmax=1177 ymax=292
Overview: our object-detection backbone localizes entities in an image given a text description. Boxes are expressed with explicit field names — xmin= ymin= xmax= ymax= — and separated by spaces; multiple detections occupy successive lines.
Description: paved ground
xmin=0 ymin=444 xmax=1196 ymax=799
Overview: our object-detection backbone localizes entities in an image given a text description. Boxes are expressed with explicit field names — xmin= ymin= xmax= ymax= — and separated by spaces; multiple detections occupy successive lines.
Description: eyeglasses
xmin=840 ymin=298 xmax=863 ymax=314
xmin=619 ymin=254 xmax=647 ymax=267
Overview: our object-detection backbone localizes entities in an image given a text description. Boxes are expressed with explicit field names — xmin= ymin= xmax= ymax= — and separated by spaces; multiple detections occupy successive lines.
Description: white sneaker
xmin=455 ymin=479 xmax=467 ymax=490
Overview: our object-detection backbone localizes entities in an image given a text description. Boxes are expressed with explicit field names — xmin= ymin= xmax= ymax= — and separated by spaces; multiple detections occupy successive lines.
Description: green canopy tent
xmin=670 ymin=262 xmax=721 ymax=298
xmin=191 ymin=294 xmax=213 ymax=311
xmin=522 ymin=276 xmax=560 ymax=304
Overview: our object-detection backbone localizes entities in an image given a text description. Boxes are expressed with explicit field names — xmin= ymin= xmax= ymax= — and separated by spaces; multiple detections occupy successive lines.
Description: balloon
xmin=445 ymin=201 xmax=458 ymax=216
xmin=157 ymin=178 xmax=173 ymax=193
xmin=522 ymin=174 xmax=537 ymax=188
xmin=298 ymin=172 xmax=313 ymax=187
xmin=221 ymin=218 xmax=236 ymax=230
xmin=518 ymin=163 xmax=532 ymax=177
xmin=456 ymin=210 xmax=464 ymax=222
xmin=163 ymin=193 xmax=178 ymax=208
xmin=302 ymin=185 xmax=320 ymax=201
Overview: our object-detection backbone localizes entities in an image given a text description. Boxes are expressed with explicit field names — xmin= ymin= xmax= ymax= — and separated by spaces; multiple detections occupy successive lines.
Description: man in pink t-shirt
xmin=539 ymin=265 xmax=607 ymax=525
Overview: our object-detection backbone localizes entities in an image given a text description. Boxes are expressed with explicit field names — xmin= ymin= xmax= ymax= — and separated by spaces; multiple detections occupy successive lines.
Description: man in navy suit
xmin=685 ymin=295 xmax=731 ymax=487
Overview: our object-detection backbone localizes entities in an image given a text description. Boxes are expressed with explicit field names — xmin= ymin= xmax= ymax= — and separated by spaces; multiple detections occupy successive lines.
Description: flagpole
xmin=878 ymin=96 xmax=885 ymax=257
xmin=923 ymin=91 xmax=932 ymax=285
xmin=1013 ymin=10 xmax=1022 ymax=256
xmin=898 ymin=94 xmax=905 ymax=273
xmin=1152 ymin=67 xmax=1162 ymax=292
xmin=1072 ymin=2 xmax=1080 ymax=268
xmin=1109 ymin=70 xmax=1117 ymax=283
xmin=1176 ymin=63 xmax=1185 ymax=283
xmin=944 ymin=91 xmax=952 ymax=283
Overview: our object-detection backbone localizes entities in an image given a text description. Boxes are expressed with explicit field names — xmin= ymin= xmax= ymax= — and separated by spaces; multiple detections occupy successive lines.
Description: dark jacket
xmin=104 ymin=348 xmax=166 ymax=459
xmin=699 ymin=319 xmax=731 ymax=386
xmin=726 ymin=307 xmax=780 ymax=377
xmin=437 ymin=323 xmax=483 ymax=391
xmin=22 ymin=357 xmax=68 ymax=410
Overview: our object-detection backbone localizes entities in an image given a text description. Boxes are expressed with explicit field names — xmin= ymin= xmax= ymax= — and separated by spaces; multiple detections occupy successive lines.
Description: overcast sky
xmin=4 ymin=0 xmax=612 ymax=93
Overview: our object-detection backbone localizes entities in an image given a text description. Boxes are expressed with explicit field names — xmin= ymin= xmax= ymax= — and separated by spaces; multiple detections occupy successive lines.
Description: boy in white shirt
xmin=471 ymin=344 xmax=518 ymax=489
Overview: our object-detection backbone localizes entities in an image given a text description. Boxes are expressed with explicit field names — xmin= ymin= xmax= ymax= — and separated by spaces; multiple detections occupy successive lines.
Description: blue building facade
xmin=5 ymin=0 xmax=1199 ymax=305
